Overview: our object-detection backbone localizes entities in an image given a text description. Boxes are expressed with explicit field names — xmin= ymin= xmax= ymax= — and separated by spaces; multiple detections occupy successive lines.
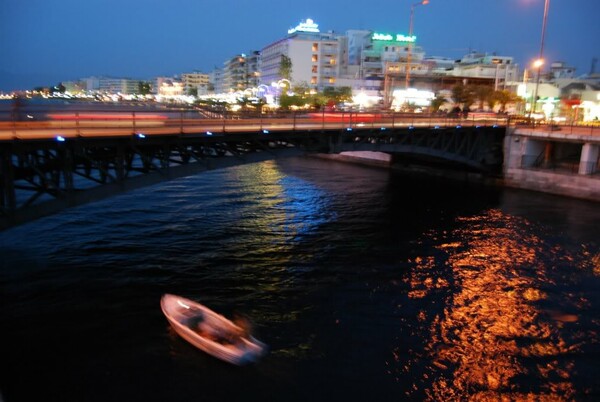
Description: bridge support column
xmin=578 ymin=143 xmax=599 ymax=175
xmin=520 ymin=138 xmax=546 ymax=168
xmin=1 ymin=149 xmax=16 ymax=211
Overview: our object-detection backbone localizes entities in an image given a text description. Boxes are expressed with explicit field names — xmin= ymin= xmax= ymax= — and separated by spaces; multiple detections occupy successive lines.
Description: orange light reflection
xmin=396 ymin=210 xmax=593 ymax=400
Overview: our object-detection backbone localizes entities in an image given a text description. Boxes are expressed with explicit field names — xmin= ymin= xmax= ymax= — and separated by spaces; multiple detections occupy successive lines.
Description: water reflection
xmin=220 ymin=160 xmax=332 ymax=262
xmin=397 ymin=210 xmax=595 ymax=400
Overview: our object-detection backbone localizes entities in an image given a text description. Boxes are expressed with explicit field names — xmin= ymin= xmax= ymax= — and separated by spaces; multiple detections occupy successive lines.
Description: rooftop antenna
xmin=591 ymin=57 xmax=598 ymax=75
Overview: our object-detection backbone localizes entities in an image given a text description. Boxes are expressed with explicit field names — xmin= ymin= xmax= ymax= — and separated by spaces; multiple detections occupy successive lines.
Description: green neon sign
xmin=372 ymin=33 xmax=416 ymax=43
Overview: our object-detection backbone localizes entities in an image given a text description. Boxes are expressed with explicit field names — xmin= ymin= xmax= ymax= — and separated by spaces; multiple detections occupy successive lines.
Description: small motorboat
xmin=160 ymin=293 xmax=267 ymax=365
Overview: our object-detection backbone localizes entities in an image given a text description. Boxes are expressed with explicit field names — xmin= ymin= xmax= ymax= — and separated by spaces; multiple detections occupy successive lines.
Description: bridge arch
xmin=332 ymin=126 xmax=505 ymax=173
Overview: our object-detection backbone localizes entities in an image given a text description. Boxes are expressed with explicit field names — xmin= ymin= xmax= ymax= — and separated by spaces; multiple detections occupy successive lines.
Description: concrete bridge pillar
xmin=520 ymin=138 xmax=546 ymax=168
xmin=579 ymin=143 xmax=599 ymax=175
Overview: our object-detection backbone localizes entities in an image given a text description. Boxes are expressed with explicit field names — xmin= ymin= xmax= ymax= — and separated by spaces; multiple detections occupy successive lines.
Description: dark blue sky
xmin=1 ymin=0 xmax=598 ymax=91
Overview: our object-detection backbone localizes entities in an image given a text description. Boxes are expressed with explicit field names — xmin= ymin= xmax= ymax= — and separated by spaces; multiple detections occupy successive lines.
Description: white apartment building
xmin=346 ymin=30 xmax=372 ymax=66
xmin=353 ymin=31 xmax=426 ymax=79
xmin=260 ymin=19 xmax=347 ymax=89
xmin=181 ymin=72 xmax=209 ymax=95
xmin=221 ymin=51 xmax=261 ymax=92
xmin=452 ymin=52 xmax=519 ymax=88
xmin=83 ymin=76 xmax=141 ymax=94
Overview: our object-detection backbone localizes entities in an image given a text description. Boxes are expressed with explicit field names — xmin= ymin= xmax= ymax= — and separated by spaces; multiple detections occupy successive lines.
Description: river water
xmin=1 ymin=156 xmax=599 ymax=401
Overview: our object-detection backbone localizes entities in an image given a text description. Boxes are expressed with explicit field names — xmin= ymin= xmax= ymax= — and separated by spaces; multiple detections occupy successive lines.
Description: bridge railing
xmin=0 ymin=104 xmax=514 ymax=140
xmin=509 ymin=117 xmax=600 ymax=136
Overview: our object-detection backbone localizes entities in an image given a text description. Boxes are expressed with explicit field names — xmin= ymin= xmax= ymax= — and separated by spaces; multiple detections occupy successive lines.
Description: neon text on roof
xmin=288 ymin=19 xmax=320 ymax=34
xmin=372 ymin=33 xmax=416 ymax=43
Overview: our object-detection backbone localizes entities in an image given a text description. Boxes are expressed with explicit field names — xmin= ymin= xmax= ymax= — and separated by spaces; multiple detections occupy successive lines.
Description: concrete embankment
xmin=313 ymin=141 xmax=600 ymax=202
xmin=312 ymin=151 xmax=504 ymax=186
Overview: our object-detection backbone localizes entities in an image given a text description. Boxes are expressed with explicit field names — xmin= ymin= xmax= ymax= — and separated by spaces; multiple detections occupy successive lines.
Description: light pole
xmin=405 ymin=0 xmax=429 ymax=89
xmin=531 ymin=0 xmax=550 ymax=117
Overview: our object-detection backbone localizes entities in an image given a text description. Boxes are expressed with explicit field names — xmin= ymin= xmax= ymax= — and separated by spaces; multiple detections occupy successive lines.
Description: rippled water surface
xmin=1 ymin=157 xmax=599 ymax=401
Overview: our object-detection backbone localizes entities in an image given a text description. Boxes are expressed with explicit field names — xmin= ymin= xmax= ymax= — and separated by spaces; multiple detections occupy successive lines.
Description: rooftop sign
xmin=372 ymin=33 xmax=416 ymax=43
xmin=288 ymin=19 xmax=320 ymax=34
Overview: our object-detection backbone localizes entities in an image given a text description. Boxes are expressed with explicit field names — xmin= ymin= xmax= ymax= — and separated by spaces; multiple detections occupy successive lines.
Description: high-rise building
xmin=260 ymin=19 xmax=347 ymax=89
xmin=222 ymin=51 xmax=261 ymax=92
xmin=209 ymin=68 xmax=223 ymax=94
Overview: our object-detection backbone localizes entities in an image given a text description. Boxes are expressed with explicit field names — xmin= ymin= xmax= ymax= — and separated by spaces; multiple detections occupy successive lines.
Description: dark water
xmin=1 ymin=157 xmax=599 ymax=401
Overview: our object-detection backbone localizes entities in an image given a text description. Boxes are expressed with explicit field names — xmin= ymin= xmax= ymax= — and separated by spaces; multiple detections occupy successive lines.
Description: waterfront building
xmin=451 ymin=52 xmax=519 ymax=89
xmin=245 ymin=51 xmax=261 ymax=89
xmin=181 ymin=72 xmax=209 ymax=95
xmin=209 ymin=68 xmax=223 ymax=94
xmin=83 ymin=76 xmax=141 ymax=94
xmin=346 ymin=30 xmax=372 ymax=66
xmin=357 ymin=31 xmax=427 ymax=106
xmin=222 ymin=51 xmax=261 ymax=92
xmin=155 ymin=77 xmax=184 ymax=96
xmin=260 ymin=19 xmax=347 ymax=89
xmin=223 ymin=54 xmax=246 ymax=92
xmin=357 ymin=31 xmax=426 ymax=80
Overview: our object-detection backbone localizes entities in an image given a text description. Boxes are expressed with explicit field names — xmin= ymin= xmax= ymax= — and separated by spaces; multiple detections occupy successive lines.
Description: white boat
xmin=160 ymin=293 xmax=267 ymax=365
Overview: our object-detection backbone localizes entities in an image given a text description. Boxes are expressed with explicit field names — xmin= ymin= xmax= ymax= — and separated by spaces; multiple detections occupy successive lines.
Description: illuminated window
xmin=312 ymin=43 xmax=319 ymax=52
xmin=328 ymin=77 xmax=335 ymax=84
xmin=329 ymin=58 xmax=336 ymax=65
xmin=312 ymin=55 xmax=318 ymax=62
xmin=312 ymin=65 xmax=318 ymax=73
xmin=311 ymin=77 xmax=317 ymax=84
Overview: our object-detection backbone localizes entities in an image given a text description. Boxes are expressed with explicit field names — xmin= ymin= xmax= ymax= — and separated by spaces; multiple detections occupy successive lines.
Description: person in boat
xmin=232 ymin=313 xmax=252 ymax=339
xmin=187 ymin=312 xmax=230 ymax=343
xmin=186 ymin=312 xmax=205 ymax=331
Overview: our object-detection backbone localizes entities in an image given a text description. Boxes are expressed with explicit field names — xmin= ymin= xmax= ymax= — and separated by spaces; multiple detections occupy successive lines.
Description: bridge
xmin=505 ymin=124 xmax=600 ymax=200
xmin=0 ymin=109 xmax=510 ymax=230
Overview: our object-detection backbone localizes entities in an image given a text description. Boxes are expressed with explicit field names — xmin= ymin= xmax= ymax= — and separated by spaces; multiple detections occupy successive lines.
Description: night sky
xmin=1 ymin=0 xmax=598 ymax=91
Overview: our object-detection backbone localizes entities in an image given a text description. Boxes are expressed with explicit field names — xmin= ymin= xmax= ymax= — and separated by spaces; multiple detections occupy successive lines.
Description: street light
xmin=531 ymin=0 xmax=550 ymax=117
xmin=405 ymin=0 xmax=429 ymax=89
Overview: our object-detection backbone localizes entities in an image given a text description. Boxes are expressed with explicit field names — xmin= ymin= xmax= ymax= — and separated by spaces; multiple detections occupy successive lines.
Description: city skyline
xmin=1 ymin=0 xmax=598 ymax=92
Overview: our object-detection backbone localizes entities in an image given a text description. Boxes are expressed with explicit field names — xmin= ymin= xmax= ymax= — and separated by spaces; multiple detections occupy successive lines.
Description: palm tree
xmin=472 ymin=85 xmax=493 ymax=110
xmin=451 ymin=84 xmax=475 ymax=110
xmin=495 ymin=90 xmax=520 ymax=113
xmin=279 ymin=55 xmax=293 ymax=81
xmin=487 ymin=91 xmax=500 ymax=111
